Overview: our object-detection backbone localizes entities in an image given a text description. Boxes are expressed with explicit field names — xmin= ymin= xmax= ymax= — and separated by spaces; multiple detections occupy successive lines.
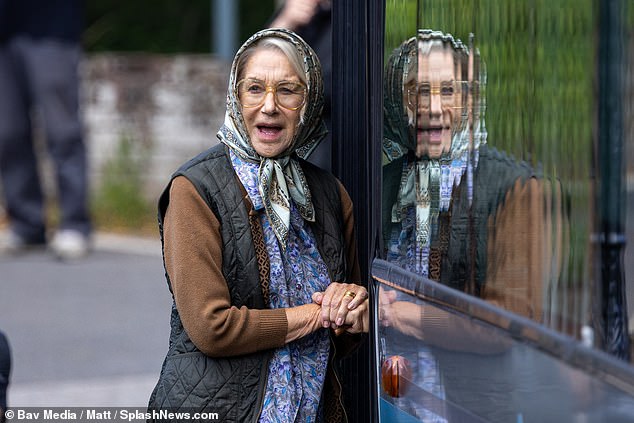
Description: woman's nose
xmin=429 ymin=92 xmax=442 ymax=116
xmin=261 ymin=90 xmax=277 ymax=113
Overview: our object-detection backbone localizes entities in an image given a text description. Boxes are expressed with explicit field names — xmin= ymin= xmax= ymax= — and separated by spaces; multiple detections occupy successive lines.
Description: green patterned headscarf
xmin=383 ymin=35 xmax=418 ymax=158
xmin=217 ymin=28 xmax=328 ymax=249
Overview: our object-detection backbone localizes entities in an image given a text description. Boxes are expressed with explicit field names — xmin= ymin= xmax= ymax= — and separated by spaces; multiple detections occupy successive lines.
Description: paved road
xmin=0 ymin=234 xmax=172 ymax=407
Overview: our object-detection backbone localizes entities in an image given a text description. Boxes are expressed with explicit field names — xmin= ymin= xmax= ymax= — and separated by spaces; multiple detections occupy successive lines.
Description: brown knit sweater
xmin=164 ymin=175 xmax=361 ymax=358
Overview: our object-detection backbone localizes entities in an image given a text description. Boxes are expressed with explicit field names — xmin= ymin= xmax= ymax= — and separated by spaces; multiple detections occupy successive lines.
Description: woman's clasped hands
xmin=312 ymin=283 xmax=369 ymax=334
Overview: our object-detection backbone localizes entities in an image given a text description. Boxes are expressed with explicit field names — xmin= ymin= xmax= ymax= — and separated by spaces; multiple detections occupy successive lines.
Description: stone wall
xmin=7 ymin=50 xmax=634 ymax=209
xmin=82 ymin=53 xmax=231 ymax=200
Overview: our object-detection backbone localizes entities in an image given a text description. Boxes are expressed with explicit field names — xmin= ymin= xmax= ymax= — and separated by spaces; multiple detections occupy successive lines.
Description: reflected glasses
xmin=406 ymin=81 xmax=466 ymax=108
xmin=237 ymin=78 xmax=307 ymax=111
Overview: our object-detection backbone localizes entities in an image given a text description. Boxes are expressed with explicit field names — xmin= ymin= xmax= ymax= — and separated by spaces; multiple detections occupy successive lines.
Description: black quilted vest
xmin=148 ymin=144 xmax=348 ymax=422
xmin=382 ymin=145 xmax=534 ymax=294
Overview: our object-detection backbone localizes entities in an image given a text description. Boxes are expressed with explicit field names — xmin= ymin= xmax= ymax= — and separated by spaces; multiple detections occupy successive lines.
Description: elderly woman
xmin=148 ymin=29 xmax=367 ymax=423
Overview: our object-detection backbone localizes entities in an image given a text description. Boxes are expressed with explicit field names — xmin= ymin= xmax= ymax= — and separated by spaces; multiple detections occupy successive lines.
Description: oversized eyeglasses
xmin=237 ymin=78 xmax=307 ymax=111
xmin=406 ymin=81 xmax=467 ymax=109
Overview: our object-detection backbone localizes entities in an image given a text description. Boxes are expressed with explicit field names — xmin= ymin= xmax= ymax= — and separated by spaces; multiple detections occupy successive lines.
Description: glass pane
xmin=382 ymin=0 xmax=632 ymax=355
xmin=373 ymin=265 xmax=634 ymax=422
xmin=385 ymin=0 xmax=418 ymax=56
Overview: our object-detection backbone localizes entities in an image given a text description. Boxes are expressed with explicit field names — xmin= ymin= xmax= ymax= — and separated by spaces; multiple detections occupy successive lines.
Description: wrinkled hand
xmin=312 ymin=282 xmax=368 ymax=333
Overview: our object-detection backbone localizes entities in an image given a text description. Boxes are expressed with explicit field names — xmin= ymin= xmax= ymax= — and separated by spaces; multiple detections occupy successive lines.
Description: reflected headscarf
xmin=384 ymin=30 xmax=486 ymax=273
xmin=383 ymin=35 xmax=417 ymax=160
xmin=383 ymin=29 xmax=475 ymax=162
xmin=218 ymin=29 xmax=328 ymax=248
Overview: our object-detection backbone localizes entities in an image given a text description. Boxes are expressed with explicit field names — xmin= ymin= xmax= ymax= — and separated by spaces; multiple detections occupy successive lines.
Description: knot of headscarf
xmin=218 ymin=28 xmax=327 ymax=249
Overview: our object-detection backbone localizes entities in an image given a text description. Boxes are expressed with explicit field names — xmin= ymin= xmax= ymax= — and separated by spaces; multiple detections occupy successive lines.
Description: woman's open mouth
xmin=418 ymin=127 xmax=443 ymax=144
xmin=257 ymin=124 xmax=283 ymax=140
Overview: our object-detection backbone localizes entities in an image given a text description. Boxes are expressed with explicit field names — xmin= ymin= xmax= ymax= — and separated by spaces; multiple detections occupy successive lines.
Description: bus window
xmin=381 ymin=0 xmax=632 ymax=357
xmin=382 ymin=25 xmax=561 ymax=333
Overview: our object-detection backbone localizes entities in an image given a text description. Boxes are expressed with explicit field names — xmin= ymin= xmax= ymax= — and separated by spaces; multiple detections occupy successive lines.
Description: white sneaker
xmin=50 ymin=230 xmax=90 ymax=260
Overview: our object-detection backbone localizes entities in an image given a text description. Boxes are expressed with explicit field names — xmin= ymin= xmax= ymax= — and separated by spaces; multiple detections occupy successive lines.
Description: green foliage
xmin=91 ymin=136 xmax=155 ymax=234
xmin=84 ymin=0 xmax=275 ymax=53
xmin=384 ymin=0 xmax=603 ymax=330
xmin=84 ymin=1 xmax=211 ymax=53
xmin=385 ymin=0 xmax=418 ymax=56
xmin=239 ymin=0 xmax=277 ymax=45
xmin=385 ymin=0 xmax=595 ymax=178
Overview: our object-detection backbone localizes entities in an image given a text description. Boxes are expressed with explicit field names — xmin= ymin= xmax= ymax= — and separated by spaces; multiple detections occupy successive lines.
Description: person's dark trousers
xmin=0 ymin=36 xmax=91 ymax=243
xmin=0 ymin=330 xmax=10 ymax=421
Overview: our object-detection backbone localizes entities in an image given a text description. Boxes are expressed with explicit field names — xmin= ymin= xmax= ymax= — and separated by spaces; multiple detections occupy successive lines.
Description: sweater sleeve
xmin=482 ymin=177 xmax=546 ymax=321
xmin=164 ymin=176 xmax=288 ymax=357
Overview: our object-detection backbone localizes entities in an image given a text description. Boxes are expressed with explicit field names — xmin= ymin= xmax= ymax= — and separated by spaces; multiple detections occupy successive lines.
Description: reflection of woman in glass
xmin=383 ymin=30 xmax=544 ymax=311
xmin=383 ymin=29 xmax=472 ymax=282
xmin=381 ymin=29 xmax=562 ymax=423
xmin=381 ymin=29 xmax=472 ymax=423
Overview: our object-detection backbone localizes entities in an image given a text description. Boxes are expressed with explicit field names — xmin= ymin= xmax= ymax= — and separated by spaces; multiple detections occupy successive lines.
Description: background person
xmin=148 ymin=29 xmax=367 ymax=423
xmin=0 ymin=0 xmax=91 ymax=260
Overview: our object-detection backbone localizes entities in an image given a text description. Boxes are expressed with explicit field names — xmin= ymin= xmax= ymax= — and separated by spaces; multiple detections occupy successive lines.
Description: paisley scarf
xmin=218 ymin=28 xmax=328 ymax=249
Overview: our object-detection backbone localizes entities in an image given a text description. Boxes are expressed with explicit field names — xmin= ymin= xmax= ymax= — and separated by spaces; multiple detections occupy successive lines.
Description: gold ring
xmin=344 ymin=290 xmax=356 ymax=299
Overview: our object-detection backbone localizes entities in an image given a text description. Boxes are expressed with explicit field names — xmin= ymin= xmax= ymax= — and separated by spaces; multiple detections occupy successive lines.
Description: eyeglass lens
xmin=407 ymin=81 xmax=467 ymax=109
xmin=238 ymin=79 xmax=306 ymax=110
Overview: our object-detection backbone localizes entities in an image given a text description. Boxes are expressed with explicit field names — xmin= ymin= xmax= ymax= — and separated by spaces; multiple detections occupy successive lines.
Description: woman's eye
xmin=247 ymin=84 xmax=264 ymax=93
xmin=277 ymin=86 xmax=294 ymax=95
xmin=441 ymin=86 xmax=454 ymax=96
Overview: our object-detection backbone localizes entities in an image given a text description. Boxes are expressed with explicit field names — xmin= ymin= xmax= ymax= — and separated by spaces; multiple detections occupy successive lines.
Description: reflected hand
xmin=378 ymin=287 xmax=398 ymax=327
xmin=379 ymin=288 xmax=426 ymax=340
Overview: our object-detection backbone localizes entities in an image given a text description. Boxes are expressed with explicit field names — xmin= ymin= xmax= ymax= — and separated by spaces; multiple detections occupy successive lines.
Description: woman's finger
xmin=328 ymin=284 xmax=358 ymax=325
xmin=335 ymin=288 xmax=360 ymax=326
xmin=343 ymin=299 xmax=369 ymax=334
xmin=346 ymin=286 xmax=368 ymax=310
xmin=319 ymin=283 xmax=368 ymax=328
xmin=320 ymin=283 xmax=346 ymax=327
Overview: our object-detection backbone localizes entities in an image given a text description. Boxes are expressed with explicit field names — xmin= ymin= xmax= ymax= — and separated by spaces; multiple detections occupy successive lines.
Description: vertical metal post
xmin=597 ymin=0 xmax=629 ymax=360
xmin=212 ymin=0 xmax=238 ymax=60
xmin=332 ymin=0 xmax=384 ymax=421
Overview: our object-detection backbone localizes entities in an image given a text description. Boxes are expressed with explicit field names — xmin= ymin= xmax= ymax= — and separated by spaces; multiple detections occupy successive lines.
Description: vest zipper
xmin=254 ymin=352 xmax=271 ymax=422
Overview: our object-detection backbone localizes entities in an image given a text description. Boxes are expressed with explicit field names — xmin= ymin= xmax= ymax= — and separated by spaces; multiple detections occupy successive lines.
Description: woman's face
xmin=239 ymin=48 xmax=303 ymax=158
xmin=405 ymin=44 xmax=462 ymax=159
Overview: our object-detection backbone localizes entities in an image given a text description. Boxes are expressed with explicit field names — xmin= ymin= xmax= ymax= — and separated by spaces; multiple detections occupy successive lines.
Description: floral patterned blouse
xmin=231 ymin=151 xmax=331 ymax=423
